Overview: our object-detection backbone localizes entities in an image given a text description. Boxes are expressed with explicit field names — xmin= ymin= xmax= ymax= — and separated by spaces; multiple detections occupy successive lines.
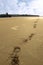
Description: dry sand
xmin=0 ymin=17 xmax=43 ymax=65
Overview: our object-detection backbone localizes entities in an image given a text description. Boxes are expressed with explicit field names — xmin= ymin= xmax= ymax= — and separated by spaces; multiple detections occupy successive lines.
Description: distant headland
xmin=0 ymin=13 xmax=39 ymax=18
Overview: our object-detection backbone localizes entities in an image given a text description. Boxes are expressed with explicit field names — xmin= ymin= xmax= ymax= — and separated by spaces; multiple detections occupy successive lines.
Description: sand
xmin=0 ymin=17 xmax=43 ymax=65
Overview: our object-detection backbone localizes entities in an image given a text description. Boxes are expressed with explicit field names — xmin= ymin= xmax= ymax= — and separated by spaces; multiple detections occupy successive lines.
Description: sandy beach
xmin=0 ymin=17 xmax=43 ymax=65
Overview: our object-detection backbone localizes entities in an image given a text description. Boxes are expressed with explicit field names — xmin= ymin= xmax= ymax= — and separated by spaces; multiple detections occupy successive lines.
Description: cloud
xmin=0 ymin=0 xmax=18 ymax=14
xmin=29 ymin=0 xmax=43 ymax=16
xmin=0 ymin=0 xmax=43 ymax=16
xmin=18 ymin=0 xmax=43 ymax=16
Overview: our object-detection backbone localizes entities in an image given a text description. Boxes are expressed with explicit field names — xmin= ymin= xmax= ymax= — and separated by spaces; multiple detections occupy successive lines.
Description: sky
xmin=0 ymin=0 xmax=43 ymax=16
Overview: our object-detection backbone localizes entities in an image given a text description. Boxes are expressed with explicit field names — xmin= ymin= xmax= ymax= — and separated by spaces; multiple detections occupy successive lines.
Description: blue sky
xmin=0 ymin=0 xmax=43 ymax=16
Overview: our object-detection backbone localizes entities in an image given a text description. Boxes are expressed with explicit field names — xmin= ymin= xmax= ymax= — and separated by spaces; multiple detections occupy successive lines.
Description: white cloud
xmin=0 ymin=0 xmax=43 ymax=16
xmin=29 ymin=0 xmax=43 ymax=16
xmin=0 ymin=0 xmax=18 ymax=14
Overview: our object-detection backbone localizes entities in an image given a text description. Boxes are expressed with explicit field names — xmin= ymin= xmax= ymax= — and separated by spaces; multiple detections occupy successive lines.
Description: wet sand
xmin=0 ymin=17 xmax=43 ymax=65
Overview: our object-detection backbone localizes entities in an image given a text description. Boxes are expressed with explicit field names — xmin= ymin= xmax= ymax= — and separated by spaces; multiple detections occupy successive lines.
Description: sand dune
xmin=0 ymin=17 xmax=43 ymax=65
